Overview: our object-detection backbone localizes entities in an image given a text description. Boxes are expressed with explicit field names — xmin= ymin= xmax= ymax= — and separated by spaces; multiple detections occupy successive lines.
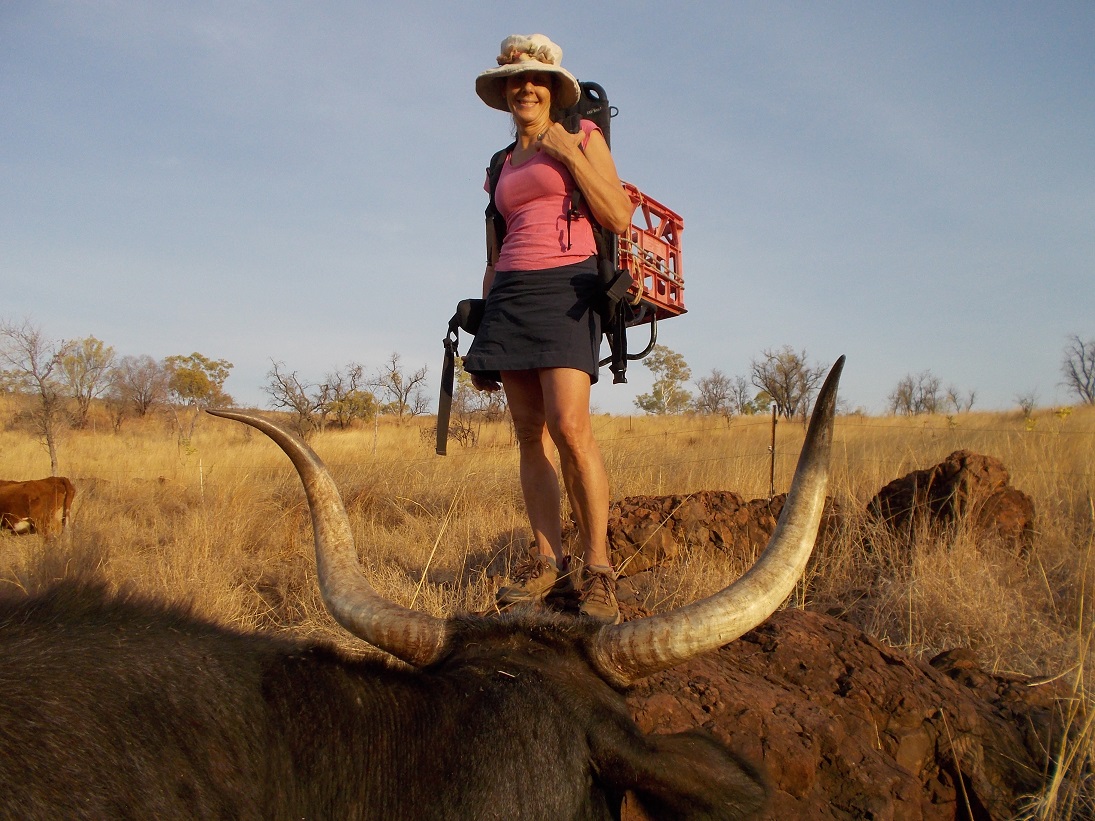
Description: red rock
xmin=867 ymin=450 xmax=1036 ymax=554
xmin=623 ymin=610 xmax=1061 ymax=820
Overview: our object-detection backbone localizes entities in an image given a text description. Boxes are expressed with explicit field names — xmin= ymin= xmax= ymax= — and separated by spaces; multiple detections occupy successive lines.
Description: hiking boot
xmin=551 ymin=554 xmax=582 ymax=603
xmin=496 ymin=554 xmax=575 ymax=605
xmin=578 ymin=565 xmax=620 ymax=624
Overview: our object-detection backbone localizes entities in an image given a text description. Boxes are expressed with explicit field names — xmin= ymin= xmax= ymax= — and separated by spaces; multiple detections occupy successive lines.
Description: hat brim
xmin=475 ymin=62 xmax=581 ymax=112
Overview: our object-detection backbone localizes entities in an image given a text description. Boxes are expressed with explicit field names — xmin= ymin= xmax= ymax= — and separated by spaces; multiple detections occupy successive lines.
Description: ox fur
xmin=0 ymin=579 xmax=767 ymax=820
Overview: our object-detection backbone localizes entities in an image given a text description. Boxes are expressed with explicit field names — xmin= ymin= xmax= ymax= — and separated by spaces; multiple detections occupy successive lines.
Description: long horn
xmin=207 ymin=410 xmax=447 ymax=667
xmin=591 ymin=355 xmax=844 ymax=687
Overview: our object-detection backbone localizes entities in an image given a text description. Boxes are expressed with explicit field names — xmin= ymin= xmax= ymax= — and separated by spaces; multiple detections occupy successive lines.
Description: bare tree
xmin=1015 ymin=390 xmax=1038 ymax=417
xmin=694 ymin=371 xmax=764 ymax=417
xmin=889 ymin=370 xmax=943 ymax=416
xmin=889 ymin=376 xmax=915 ymax=415
xmin=694 ymin=369 xmax=734 ymax=418
xmin=750 ymin=346 xmax=825 ymax=420
xmin=320 ymin=363 xmax=377 ymax=430
xmin=264 ymin=360 xmax=323 ymax=437
xmin=1061 ymin=334 xmax=1095 ymax=405
xmin=370 ymin=353 xmax=429 ymax=421
xmin=730 ymin=374 xmax=760 ymax=415
xmin=0 ymin=318 xmax=71 ymax=473
xmin=59 ymin=335 xmax=116 ymax=428
xmin=109 ymin=355 xmax=170 ymax=419
xmin=945 ymin=384 xmax=976 ymax=414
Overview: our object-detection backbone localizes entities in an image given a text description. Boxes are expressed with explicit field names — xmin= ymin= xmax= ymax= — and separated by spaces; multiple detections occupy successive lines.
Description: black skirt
xmin=464 ymin=257 xmax=601 ymax=384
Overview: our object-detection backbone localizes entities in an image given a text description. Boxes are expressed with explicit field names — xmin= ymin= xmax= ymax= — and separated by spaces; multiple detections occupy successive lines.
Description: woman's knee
xmin=513 ymin=421 xmax=548 ymax=449
xmin=504 ymin=384 xmax=546 ymax=448
xmin=547 ymin=411 xmax=595 ymax=456
xmin=511 ymin=411 xmax=552 ymax=450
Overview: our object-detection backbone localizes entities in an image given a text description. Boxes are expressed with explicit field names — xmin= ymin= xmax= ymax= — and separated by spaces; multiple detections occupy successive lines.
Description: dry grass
xmin=2 ymin=396 xmax=1094 ymax=814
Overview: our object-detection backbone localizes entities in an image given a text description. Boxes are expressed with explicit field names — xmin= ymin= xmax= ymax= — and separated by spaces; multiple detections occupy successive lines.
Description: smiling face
xmin=505 ymin=71 xmax=555 ymax=131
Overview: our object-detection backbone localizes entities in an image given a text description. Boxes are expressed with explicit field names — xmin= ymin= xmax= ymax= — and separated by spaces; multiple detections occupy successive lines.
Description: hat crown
xmin=496 ymin=34 xmax=562 ymax=68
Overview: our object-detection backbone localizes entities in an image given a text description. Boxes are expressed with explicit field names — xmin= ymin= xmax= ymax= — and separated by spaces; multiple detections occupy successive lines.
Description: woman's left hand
xmin=534 ymin=122 xmax=634 ymax=235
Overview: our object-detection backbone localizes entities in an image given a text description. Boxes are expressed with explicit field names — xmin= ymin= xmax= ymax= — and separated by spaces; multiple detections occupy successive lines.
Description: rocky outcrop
xmin=867 ymin=450 xmax=1036 ymax=553
xmin=624 ymin=609 xmax=1062 ymax=820
xmin=598 ymin=491 xmax=842 ymax=577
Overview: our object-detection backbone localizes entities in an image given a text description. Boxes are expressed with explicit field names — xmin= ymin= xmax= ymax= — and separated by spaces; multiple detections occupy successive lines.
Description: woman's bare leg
xmin=538 ymin=368 xmax=610 ymax=568
xmin=502 ymin=370 xmax=564 ymax=564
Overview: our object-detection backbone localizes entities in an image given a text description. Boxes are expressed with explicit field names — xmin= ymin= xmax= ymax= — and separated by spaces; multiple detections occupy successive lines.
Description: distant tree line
xmin=887 ymin=371 xmax=978 ymax=416
xmin=635 ymin=334 xmax=1095 ymax=419
xmin=0 ymin=317 xmax=239 ymax=470
xmin=634 ymin=344 xmax=828 ymax=421
xmin=0 ymin=320 xmax=220 ymax=470
xmin=0 ymin=317 xmax=436 ymax=469
xmin=886 ymin=333 xmax=1095 ymax=416
xmin=6 ymin=315 xmax=1091 ymax=462
xmin=263 ymin=352 xmax=433 ymax=437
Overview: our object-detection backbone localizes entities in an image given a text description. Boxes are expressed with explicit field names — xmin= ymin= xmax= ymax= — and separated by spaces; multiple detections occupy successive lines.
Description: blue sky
xmin=2 ymin=1 xmax=1092 ymax=414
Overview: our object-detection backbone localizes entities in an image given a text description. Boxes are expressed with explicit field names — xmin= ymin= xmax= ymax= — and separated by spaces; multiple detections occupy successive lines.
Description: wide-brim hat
xmin=475 ymin=33 xmax=581 ymax=112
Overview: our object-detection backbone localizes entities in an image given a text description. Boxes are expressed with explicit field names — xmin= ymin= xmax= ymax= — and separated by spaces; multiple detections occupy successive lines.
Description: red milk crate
xmin=617 ymin=182 xmax=686 ymax=325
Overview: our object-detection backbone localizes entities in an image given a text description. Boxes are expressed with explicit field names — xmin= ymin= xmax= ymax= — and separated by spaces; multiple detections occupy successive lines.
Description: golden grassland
xmin=2 ymin=397 xmax=1094 ymax=816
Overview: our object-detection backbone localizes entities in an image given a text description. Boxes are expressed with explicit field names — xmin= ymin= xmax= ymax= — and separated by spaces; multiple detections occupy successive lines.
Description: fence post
xmin=768 ymin=405 xmax=777 ymax=500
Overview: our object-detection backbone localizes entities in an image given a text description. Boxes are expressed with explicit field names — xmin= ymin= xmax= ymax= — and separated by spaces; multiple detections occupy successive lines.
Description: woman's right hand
xmin=471 ymin=373 xmax=501 ymax=392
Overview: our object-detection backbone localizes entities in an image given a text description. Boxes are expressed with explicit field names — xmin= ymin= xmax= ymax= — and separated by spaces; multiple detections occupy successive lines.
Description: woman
xmin=464 ymin=34 xmax=634 ymax=624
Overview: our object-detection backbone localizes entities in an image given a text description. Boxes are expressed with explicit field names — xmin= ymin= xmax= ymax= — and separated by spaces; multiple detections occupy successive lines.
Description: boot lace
xmin=511 ymin=554 xmax=551 ymax=584
xmin=580 ymin=570 xmax=616 ymax=610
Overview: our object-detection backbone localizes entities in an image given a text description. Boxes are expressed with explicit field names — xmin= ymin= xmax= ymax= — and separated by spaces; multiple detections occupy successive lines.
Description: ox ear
xmin=589 ymin=722 xmax=768 ymax=820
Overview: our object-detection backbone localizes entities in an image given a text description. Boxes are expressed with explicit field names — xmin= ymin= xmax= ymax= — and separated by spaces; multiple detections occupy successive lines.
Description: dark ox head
xmin=0 ymin=358 xmax=842 ymax=820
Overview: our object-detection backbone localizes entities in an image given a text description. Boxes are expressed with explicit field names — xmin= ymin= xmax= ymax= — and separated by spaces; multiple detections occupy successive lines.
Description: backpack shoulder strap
xmin=484 ymin=142 xmax=515 ymax=265
xmin=485 ymin=143 xmax=513 ymax=209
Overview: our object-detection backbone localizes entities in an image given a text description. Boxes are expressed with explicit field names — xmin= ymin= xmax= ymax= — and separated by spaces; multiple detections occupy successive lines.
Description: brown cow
xmin=0 ymin=477 xmax=76 ymax=537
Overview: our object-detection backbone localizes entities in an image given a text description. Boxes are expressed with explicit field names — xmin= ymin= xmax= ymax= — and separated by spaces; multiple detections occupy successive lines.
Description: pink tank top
xmin=490 ymin=119 xmax=599 ymax=271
